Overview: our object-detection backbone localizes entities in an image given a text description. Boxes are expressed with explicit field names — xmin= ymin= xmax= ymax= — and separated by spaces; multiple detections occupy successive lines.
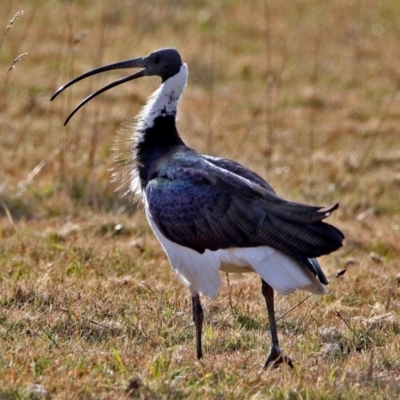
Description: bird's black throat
xmin=136 ymin=114 xmax=184 ymax=186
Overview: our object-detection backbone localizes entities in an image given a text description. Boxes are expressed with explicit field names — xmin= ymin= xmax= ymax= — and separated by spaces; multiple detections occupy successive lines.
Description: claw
xmin=263 ymin=345 xmax=294 ymax=369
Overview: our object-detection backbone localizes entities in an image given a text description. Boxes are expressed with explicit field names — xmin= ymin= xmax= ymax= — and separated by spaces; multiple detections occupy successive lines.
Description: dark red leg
xmin=192 ymin=294 xmax=204 ymax=359
xmin=261 ymin=280 xmax=294 ymax=369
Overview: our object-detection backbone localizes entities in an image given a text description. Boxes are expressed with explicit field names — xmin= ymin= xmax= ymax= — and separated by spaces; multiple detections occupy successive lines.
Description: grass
xmin=1 ymin=0 xmax=400 ymax=398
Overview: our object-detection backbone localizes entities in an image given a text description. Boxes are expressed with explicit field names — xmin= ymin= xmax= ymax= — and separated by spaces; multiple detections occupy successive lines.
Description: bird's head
xmin=51 ymin=48 xmax=183 ymax=125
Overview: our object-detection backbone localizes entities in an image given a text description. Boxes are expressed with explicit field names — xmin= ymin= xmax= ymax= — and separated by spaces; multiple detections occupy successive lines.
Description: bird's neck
xmin=133 ymin=64 xmax=188 ymax=190
xmin=137 ymin=64 xmax=188 ymax=132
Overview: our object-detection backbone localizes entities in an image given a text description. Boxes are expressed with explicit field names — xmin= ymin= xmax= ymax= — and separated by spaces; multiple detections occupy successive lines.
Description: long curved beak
xmin=51 ymin=56 xmax=148 ymax=125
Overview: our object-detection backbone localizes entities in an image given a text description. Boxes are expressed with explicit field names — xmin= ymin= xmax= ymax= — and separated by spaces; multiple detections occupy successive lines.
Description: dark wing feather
xmin=147 ymin=172 xmax=255 ymax=252
xmin=202 ymin=155 xmax=339 ymax=224
xmin=201 ymin=155 xmax=276 ymax=193
xmin=145 ymin=160 xmax=344 ymax=262
xmin=299 ymin=258 xmax=329 ymax=285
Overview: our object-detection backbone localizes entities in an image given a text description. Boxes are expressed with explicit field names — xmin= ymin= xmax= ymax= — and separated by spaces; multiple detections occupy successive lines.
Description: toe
xmin=264 ymin=348 xmax=294 ymax=369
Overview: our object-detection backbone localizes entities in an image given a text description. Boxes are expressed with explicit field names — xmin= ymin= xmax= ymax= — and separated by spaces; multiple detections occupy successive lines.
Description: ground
xmin=0 ymin=0 xmax=399 ymax=399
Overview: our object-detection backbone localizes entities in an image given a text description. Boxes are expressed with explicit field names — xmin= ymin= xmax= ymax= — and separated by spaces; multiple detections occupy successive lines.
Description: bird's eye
xmin=153 ymin=54 xmax=160 ymax=64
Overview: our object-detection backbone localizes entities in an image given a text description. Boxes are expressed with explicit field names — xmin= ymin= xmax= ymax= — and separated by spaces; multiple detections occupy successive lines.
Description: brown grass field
xmin=1 ymin=0 xmax=400 ymax=398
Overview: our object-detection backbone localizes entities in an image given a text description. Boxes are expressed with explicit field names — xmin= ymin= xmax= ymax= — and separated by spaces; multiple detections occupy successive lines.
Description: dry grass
xmin=1 ymin=0 xmax=399 ymax=398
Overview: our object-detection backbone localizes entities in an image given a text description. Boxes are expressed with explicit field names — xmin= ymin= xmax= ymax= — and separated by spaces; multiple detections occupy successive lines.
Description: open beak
xmin=51 ymin=56 xmax=148 ymax=125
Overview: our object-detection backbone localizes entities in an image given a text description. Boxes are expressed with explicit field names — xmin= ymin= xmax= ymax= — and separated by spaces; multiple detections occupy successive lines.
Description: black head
xmin=145 ymin=48 xmax=182 ymax=82
xmin=51 ymin=48 xmax=183 ymax=125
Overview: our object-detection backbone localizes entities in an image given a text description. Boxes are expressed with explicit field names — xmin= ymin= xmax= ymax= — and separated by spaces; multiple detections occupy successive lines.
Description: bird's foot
xmin=263 ymin=345 xmax=294 ymax=369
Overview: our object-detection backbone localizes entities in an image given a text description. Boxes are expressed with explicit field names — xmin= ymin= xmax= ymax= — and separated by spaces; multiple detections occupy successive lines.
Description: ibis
xmin=51 ymin=48 xmax=344 ymax=368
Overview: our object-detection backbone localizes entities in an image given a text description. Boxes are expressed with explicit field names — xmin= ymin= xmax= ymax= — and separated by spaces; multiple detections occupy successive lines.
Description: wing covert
xmin=146 ymin=171 xmax=260 ymax=252
xmin=145 ymin=163 xmax=344 ymax=260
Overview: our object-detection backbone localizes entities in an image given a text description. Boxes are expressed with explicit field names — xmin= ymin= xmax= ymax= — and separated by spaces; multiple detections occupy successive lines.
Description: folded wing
xmin=145 ymin=156 xmax=344 ymax=283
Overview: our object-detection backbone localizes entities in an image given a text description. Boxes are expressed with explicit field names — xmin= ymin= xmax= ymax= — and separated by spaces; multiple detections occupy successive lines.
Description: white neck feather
xmin=127 ymin=64 xmax=188 ymax=198
xmin=136 ymin=64 xmax=188 ymax=132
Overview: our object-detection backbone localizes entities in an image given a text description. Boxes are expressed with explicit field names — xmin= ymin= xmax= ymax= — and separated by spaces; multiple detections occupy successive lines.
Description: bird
xmin=51 ymin=48 xmax=344 ymax=369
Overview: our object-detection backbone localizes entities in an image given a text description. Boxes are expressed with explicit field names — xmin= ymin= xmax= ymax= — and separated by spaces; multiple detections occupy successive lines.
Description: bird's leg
xmin=191 ymin=294 xmax=204 ymax=359
xmin=261 ymin=279 xmax=294 ymax=369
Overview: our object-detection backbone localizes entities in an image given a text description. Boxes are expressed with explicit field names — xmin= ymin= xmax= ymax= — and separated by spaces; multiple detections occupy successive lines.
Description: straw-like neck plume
xmin=113 ymin=64 xmax=188 ymax=198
